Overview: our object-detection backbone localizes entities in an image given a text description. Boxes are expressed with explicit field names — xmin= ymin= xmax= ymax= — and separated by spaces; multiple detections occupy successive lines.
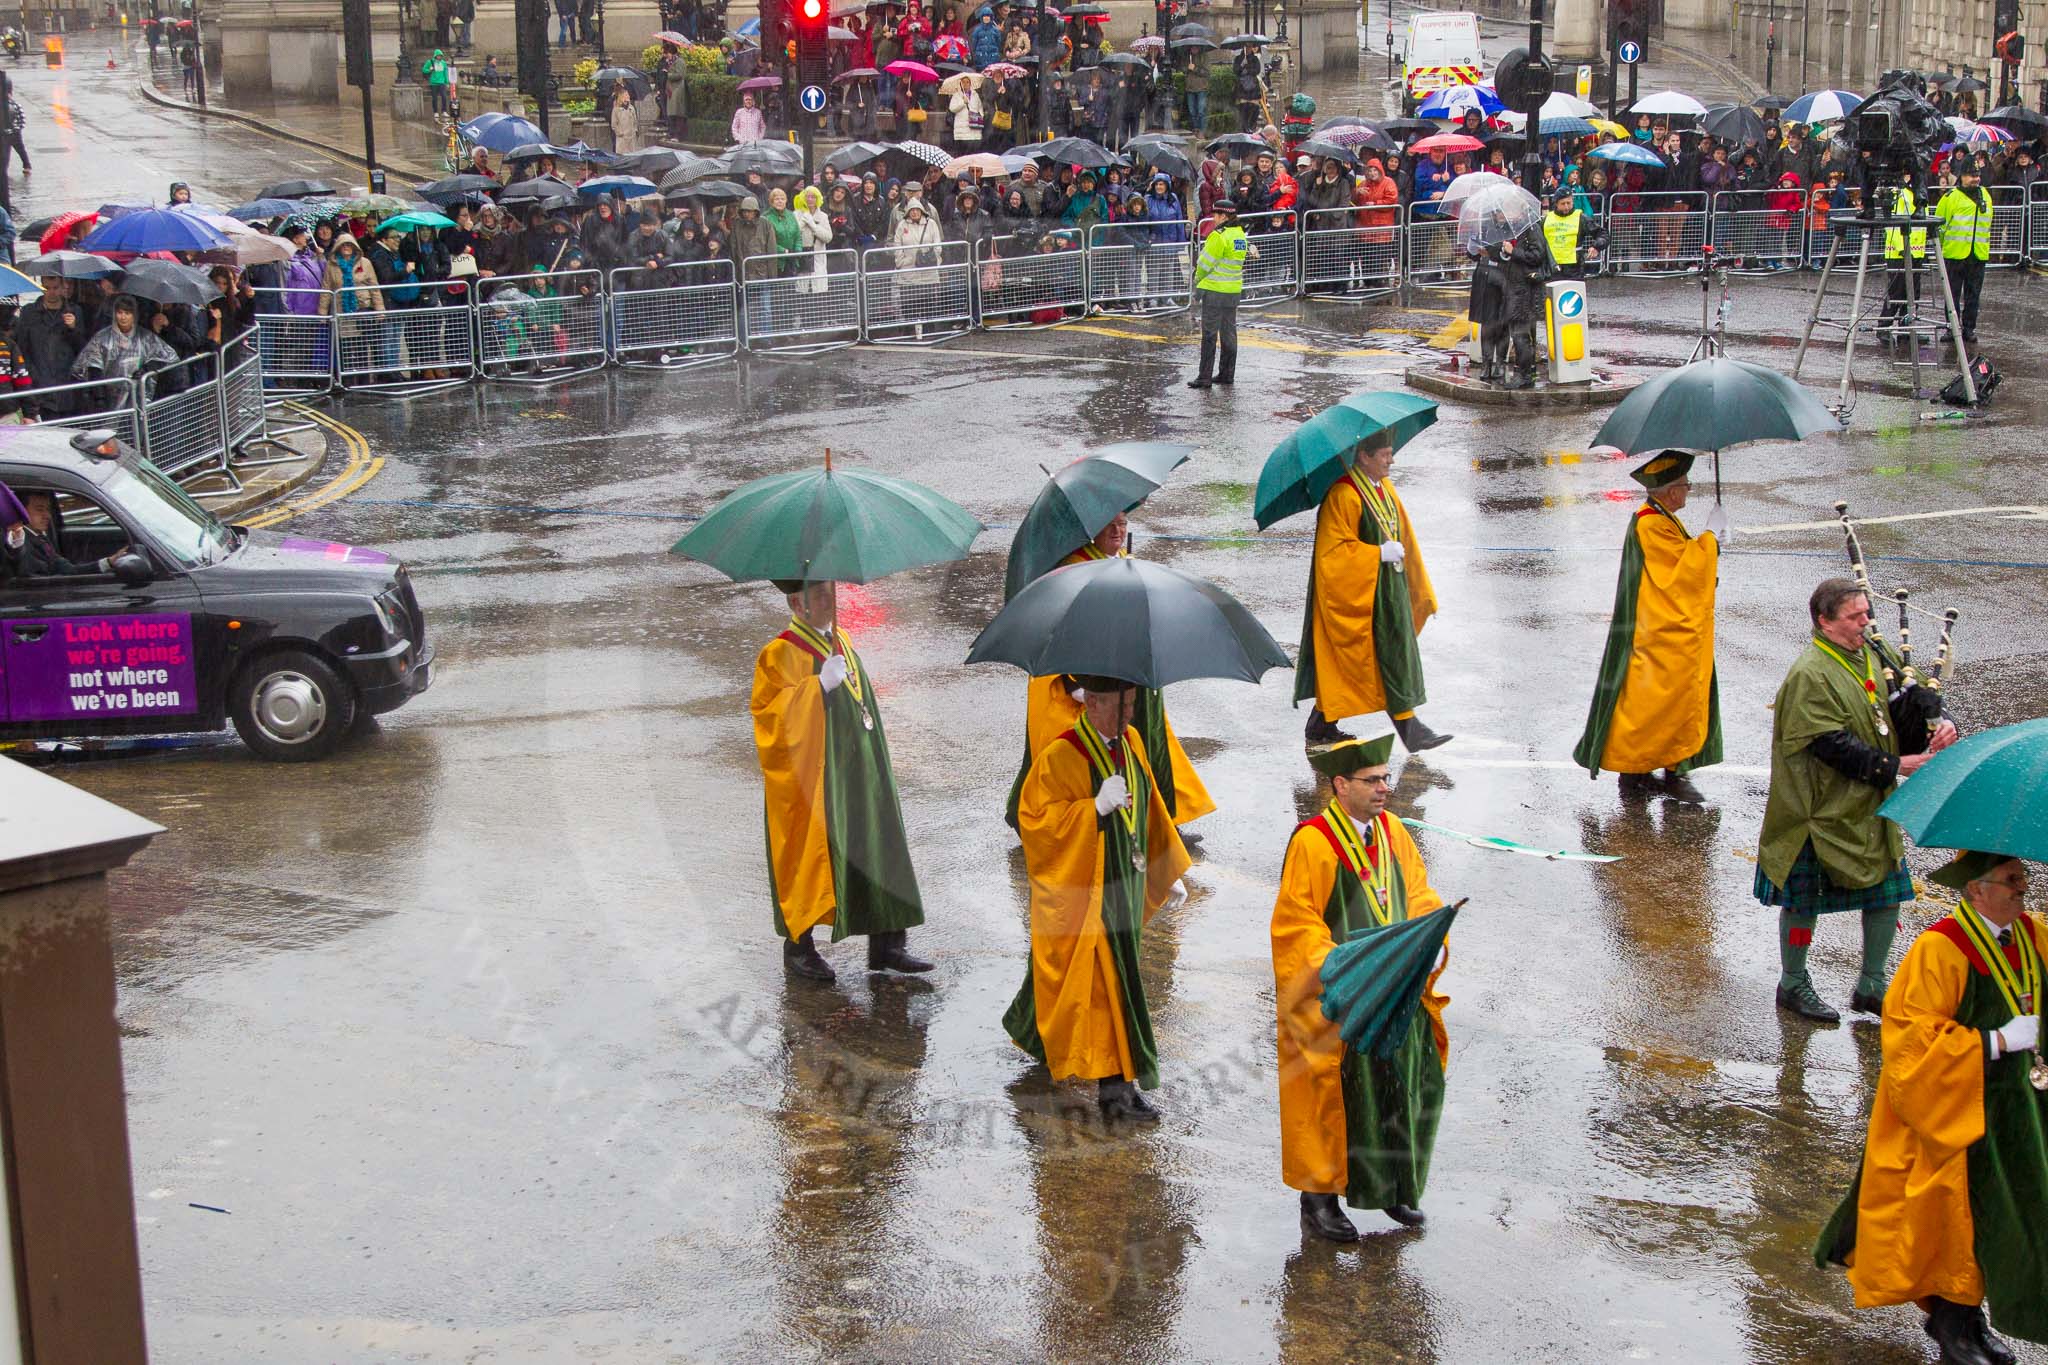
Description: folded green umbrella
xmin=1253 ymin=391 xmax=1437 ymax=530
xmin=1002 ymin=441 xmax=1193 ymax=601
xmin=1317 ymin=900 xmax=1461 ymax=1061
xmin=376 ymin=209 xmax=458 ymax=234
xmin=671 ymin=455 xmax=983 ymax=584
xmin=1879 ymin=718 xmax=2048 ymax=863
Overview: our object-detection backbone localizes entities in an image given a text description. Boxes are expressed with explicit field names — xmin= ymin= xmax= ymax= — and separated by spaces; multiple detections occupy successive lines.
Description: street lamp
xmin=397 ymin=0 xmax=417 ymax=82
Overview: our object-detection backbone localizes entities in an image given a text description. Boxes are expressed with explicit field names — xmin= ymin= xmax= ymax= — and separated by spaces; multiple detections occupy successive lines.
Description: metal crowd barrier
xmin=1299 ymin=206 xmax=1401 ymax=300
xmin=608 ymin=260 xmax=741 ymax=368
xmin=1236 ymin=210 xmax=1299 ymax=307
xmin=331 ymin=279 xmax=475 ymax=396
xmin=254 ymin=292 xmax=335 ymax=392
xmin=1807 ymin=213 xmax=1866 ymax=270
xmin=1987 ymin=185 xmax=2026 ymax=269
xmin=861 ymin=240 xmax=975 ymax=345
xmin=478 ymin=268 xmax=608 ymax=382
xmin=742 ymin=249 xmax=861 ymax=355
xmin=1604 ymin=192 xmax=1707 ymax=275
xmin=135 ymin=349 xmax=226 ymax=481
xmin=2031 ymin=182 xmax=2048 ymax=264
xmin=1403 ymin=206 xmax=1471 ymax=289
xmin=1084 ymin=224 xmax=1193 ymax=315
xmin=1709 ymin=192 xmax=1805 ymax=273
xmin=27 ymin=374 xmax=141 ymax=446
xmin=976 ymin=234 xmax=1087 ymax=329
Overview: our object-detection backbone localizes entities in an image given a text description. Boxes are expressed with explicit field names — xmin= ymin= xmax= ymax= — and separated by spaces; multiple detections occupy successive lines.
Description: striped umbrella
xmin=1783 ymin=89 xmax=1862 ymax=123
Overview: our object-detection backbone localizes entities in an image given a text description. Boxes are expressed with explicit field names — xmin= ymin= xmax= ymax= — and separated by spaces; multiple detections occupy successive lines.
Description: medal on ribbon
xmin=1326 ymin=803 xmax=1394 ymax=926
xmin=790 ymin=618 xmax=874 ymax=730
xmin=1077 ymin=722 xmax=1143 ymax=872
xmin=1813 ymin=636 xmax=1889 ymax=738
xmin=1953 ymin=899 xmax=2047 ymax=1091
xmin=1350 ymin=470 xmax=1405 ymax=576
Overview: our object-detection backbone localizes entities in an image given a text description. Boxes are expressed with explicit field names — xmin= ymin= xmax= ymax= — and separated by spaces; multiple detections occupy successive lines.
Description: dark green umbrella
xmin=1253 ymin=391 xmax=1438 ymax=530
xmin=1591 ymin=356 xmax=1836 ymax=502
xmin=1878 ymin=718 xmax=2048 ymax=862
xmin=1002 ymin=442 xmax=1194 ymax=601
xmin=1318 ymin=900 xmax=1462 ymax=1061
xmin=966 ymin=557 xmax=1289 ymax=688
xmin=671 ymin=453 xmax=983 ymax=584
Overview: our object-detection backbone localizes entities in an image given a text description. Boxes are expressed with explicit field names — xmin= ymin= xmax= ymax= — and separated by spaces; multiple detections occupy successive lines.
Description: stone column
xmin=220 ymin=0 xmax=347 ymax=101
xmin=0 ymin=759 xmax=164 ymax=1365
xmin=1551 ymin=0 xmax=1604 ymax=65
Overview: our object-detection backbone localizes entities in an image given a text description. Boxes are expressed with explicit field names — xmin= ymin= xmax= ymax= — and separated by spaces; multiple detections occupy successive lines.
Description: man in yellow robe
xmin=1816 ymin=850 xmax=2048 ymax=1365
xmin=1273 ymin=734 xmax=1451 ymax=1241
xmin=752 ymin=579 xmax=931 ymax=983
xmin=1572 ymin=451 xmax=1726 ymax=804
xmin=1294 ymin=433 xmax=1450 ymax=753
xmin=1002 ymin=676 xmax=1191 ymax=1124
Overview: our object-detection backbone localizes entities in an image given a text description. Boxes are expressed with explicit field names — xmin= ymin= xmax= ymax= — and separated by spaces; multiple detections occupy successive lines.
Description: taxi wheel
xmin=229 ymin=649 xmax=357 ymax=762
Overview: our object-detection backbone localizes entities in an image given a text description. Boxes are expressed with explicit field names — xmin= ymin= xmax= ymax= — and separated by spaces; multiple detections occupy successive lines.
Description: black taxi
xmin=0 ymin=426 xmax=431 ymax=761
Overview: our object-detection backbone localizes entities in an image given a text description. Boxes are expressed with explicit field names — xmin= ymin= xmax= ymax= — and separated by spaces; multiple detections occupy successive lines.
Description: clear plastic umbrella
xmin=1439 ymin=171 xmax=1516 ymax=217
xmin=1453 ymin=182 xmax=1543 ymax=251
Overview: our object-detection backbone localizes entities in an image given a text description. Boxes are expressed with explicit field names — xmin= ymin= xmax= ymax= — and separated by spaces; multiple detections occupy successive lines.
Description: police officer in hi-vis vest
xmin=1188 ymin=200 xmax=1257 ymax=390
xmin=1877 ymin=182 xmax=1929 ymax=332
xmin=1541 ymin=189 xmax=1603 ymax=282
xmin=1933 ymin=158 xmax=1992 ymax=343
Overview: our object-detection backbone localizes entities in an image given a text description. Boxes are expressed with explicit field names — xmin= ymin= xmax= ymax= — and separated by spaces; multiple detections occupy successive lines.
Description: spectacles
xmin=1339 ymin=773 xmax=1394 ymax=789
xmin=1978 ymin=875 xmax=2029 ymax=895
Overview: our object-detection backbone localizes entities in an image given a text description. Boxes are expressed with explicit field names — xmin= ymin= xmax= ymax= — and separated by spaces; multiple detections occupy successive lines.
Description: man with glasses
xmin=1573 ymin=451 xmax=1727 ymax=805
xmin=1272 ymin=735 xmax=1453 ymax=1241
xmin=1816 ymin=849 xmax=2047 ymax=1365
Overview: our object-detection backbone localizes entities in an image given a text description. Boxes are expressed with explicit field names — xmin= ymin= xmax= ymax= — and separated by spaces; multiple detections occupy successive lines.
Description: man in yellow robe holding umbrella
xmin=1572 ymin=450 xmax=1728 ymax=804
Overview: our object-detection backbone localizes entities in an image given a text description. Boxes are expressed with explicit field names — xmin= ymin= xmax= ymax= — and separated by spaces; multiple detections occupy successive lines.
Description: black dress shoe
xmin=1616 ymin=771 xmax=1658 ymax=801
xmin=783 ymin=931 xmax=837 ymax=982
xmin=1299 ymin=1192 xmax=1359 ymax=1242
xmin=1186 ymin=377 xmax=1212 ymax=389
xmin=867 ymin=929 xmax=934 ymax=973
xmin=1096 ymin=1079 xmax=1162 ymax=1124
xmin=1925 ymin=1298 xmax=1997 ymax=1365
xmin=1776 ymin=980 xmax=1841 ymax=1024
xmin=1383 ymin=1203 xmax=1427 ymax=1228
xmin=1391 ymin=714 xmax=1452 ymax=752
xmin=1303 ymin=708 xmax=1354 ymax=746
xmin=1970 ymin=1303 xmax=2018 ymax=1365
xmin=1213 ymin=372 xmax=1234 ymax=386
xmin=1849 ymin=987 xmax=1886 ymax=1016
xmin=1661 ymin=769 xmax=1707 ymax=804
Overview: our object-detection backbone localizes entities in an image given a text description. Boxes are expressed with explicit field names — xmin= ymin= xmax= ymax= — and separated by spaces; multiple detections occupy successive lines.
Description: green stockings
xmin=1778 ymin=906 xmax=1900 ymax=995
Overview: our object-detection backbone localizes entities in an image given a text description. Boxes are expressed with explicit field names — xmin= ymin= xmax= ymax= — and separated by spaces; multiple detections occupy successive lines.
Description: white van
xmin=1398 ymin=11 xmax=1484 ymax=111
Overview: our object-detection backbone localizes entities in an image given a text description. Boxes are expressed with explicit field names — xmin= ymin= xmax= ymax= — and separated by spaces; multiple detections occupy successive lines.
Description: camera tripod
xmin=1790 ymin=211 xmax=1975 ymax=414
xmin=1685 ymin=246 xmax=1732 ymax=362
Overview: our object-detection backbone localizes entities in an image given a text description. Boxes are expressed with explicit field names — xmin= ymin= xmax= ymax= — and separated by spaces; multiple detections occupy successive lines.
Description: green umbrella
xmin=376 ymin=209 xmax=458 ymax=234
xmin=1591 ymin=356 xmax=1837 ymax=502
xmin=1002 ymin=442 xmax=1194 ymax=601
xmin=1318 ymin=900 xmax=1462 ymax=1061
xmin=671 ymin=453 xmax=983 ymax=584
xmin=1253 ymin=391 xmax=1438 ymax=530
xmin=1879 ymin=718 xmax=2048 ymax=863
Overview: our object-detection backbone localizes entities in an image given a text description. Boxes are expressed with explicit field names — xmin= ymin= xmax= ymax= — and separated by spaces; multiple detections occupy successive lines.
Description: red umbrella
xmin=39 ymin=210 xmax=98 ymax=254
xmin=932 ymin=33 xmax=968 ymax=60
xmin=737 ymin=74 xmax=781 ymax=91
xmin=885 ymin=58 xmax=939 ymax=81
xmin=1408 ymin=132 xmax=1485 ymax=155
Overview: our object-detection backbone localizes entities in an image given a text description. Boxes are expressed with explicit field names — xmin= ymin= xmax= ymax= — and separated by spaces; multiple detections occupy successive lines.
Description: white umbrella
xmin=1540 ymin=90 xmax=1597 ymax=119
xmin=203 ymin=233 xmax=296 ymax=266
xmin=1454 ymin=182 xmax=1543 ymax=250
xmin=1632 ymin=90 xmax=1707 ymax=116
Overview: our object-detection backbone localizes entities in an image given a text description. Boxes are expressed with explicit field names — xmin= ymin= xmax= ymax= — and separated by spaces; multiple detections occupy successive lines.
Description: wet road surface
xmin=20 ymin=43 xmax=2048 ymax=1365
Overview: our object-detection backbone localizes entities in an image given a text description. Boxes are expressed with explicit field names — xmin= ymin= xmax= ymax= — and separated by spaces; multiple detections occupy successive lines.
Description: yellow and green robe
xmin=1003 ymin=723 xmax=1190 ymax=1088
xmin=751 ymin=621 xmax=924 ymax=942
xmin=1272 ymin=804 xmax=1450 ymax=1208
xmin=1294 ymin=470 xmax=1438 ymax=722
xmin=1816 ymin=908 xmax=2048 ymax=1343
xmin=1001 ymin=545 xmax=1216 ymax=830
xmin=1572 ymin=498 xmax=1724 ymax=776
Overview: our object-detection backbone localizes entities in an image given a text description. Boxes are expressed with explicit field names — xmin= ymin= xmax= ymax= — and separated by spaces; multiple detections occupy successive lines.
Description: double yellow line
xmin=241 ymin=403 xmax=384 ymax=531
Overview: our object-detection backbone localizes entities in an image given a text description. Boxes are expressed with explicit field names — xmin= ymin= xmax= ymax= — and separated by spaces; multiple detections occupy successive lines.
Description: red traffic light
xmin=800 ymin=0 xmax=823 ymax=19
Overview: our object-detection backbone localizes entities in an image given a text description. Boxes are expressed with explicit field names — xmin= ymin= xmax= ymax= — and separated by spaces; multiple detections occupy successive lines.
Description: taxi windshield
xmin=100 ymin=454 xmax=236 ymax=569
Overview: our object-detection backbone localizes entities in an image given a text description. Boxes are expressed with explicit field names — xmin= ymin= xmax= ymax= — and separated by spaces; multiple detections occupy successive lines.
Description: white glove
xmin=1094 ymin=773 xmax=1129 ymax=815
xmin=818 ymin=653 xmax=848 ymax=693
xmin=1069 ymin=685 xmax=1087 ymax=703
xmin=1996 ymin=1013 xmax=2040 ymax=1057
xmin=1703 ymin=504 xmax=1730 ymax=541
xmin=1161 ymin=879 xmax=1188 ymax=913
xmin=4 ymin=524 xmax=21 ymax=549
xmin=1379 ymin=540 xmax=1405 ymax=565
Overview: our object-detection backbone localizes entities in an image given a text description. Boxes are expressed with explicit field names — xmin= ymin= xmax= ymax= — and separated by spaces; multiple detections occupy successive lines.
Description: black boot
xmin=1775 ymin=977 xmax=1841 ymax=1024
xmin=783 ymin=930 xmax=836 ymax=982
xmin=1970 ymin=1303 xmax=2018 ymax=1365
xmin=1096 ymin=1078 xmax=1162 ymax=1124
xmin=867 ymin=929 xmax=934 ymax=973
xmin=1186 ymin=374 xmax=1213 ymax=389
xmin=1298 ymin=1192 xmax=1359 ymax=1242
xmin=1391 ymin=714 xmax=1452 ymax=752
xmin=1303 ymin=708 xmax=1354 ymax=746
xmin=1924 ymin=1298 xmax=1996 ymax=1365
xmin=1661 ymin=769 xmax=1707 ymax=804
xmin=1383 ymin=1203 xmax=1427 ymax=1228
xmin=1848 ymin=986 xmax=1887 ymax=1016
xmin=1616 ymin=771 xmax=1658 ymax=801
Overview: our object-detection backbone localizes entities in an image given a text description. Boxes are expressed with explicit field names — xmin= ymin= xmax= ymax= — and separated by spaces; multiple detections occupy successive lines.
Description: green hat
xmin=1630 ymin=450 xmax=1695 ymax=489
xmin=1308 ymin=734 xmax=1395 ymax=778
xmin=1929 ymin=849 xmax=2020 ymax=891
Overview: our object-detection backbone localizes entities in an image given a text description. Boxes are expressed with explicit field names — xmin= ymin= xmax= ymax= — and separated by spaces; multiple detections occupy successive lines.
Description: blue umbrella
xmin=1417 ymin=83 xmax=1502 ymax=118
xmin=459 ymin=111 xmax=517 ymax=137
xmin=578 ymin=174 xmax=661 ymax=199
xmin=96 ymin=200 xmax=156 ymax=219
xmin=1589 ymin=141 xmax=1667 ymax=167
xmin=227 ymin=197 xmax=301 ymax=221
xmin=0 ymin=263 xmax=41 ymax=296
xmin=1783 ymin=89 xmax=1862 ymax=124
xmin=77 ymin=208 xmax=230 ymax=254
xmin=561 ymin=140 xmax=617 ymax=165
xmin=471 ymin=116 xmax=549 ymax=153
xmin=736 ymin=14 xmax=760 ymax=36
xmin=1538 ymin=115 xmax=1597 ymax=137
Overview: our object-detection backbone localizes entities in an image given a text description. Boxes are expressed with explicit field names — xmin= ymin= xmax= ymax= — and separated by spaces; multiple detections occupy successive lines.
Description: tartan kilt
xmin=1754 ymin=839 xmax=1913 ymax=916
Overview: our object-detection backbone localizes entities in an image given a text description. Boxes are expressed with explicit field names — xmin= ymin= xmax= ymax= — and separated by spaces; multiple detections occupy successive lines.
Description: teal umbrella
xmin=1317 ymin=900 xmax=1462 ymax=1061
xmin=1591 ymin=356 xmax=1837 ymax=502
xmin=671 ymin=453 xmax=983 ymax=584
xmin=1879 ymin=718 xmax=2048 ymax=862
xmin=1253 ymin=391 xmax=1438 ymax=530
xmin=375 ymin=209 xmax=458 ymax=233
xmin=1002 ymin=442 xmax=1194 ymax=600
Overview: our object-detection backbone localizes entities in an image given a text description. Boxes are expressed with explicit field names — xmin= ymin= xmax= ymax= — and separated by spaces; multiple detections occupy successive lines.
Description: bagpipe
xmin=1834 ymin=500 xmax=1957 ymax=739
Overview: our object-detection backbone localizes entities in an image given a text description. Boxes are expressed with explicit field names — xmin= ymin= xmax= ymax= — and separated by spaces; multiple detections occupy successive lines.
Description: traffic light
xmin=794 ymin=0 xmax=829 ymax=87
xmin=1610 ymin=0 xmax=1649 ymax=61
xmin=1996 ymin=31 xmax=2025 ymax=63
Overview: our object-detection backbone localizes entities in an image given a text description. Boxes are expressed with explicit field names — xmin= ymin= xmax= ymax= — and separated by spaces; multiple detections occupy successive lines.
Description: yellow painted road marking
xmin=1428 ymin=317 xmax=1476 ymax=349
xmin=241 ymin=403 xmax=384 ymax=530
xmin=1062 ymin=322 xmax=1400 ymax=358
